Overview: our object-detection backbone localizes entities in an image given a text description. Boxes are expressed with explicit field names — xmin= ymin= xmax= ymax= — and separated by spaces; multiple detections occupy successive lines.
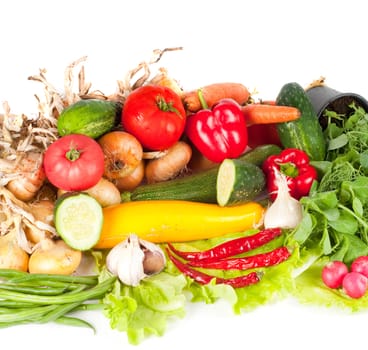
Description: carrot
xmin=242 ymin=104 xmax=301 ymax=126
xmin=182 ymin=82 xmax=250 ymax=112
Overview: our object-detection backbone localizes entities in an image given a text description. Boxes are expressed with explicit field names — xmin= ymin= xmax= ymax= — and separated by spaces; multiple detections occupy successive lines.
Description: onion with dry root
xmin=28 ymin=238 xmax=82 ymax=275
xmin=84 ymin=177 xmax=121 ymax=207
xmin=58 ymin=177 xmax=121 ymax=207
xmin=5 ymin=152 xmax=46 ymax=202
xmin=149 ymin=67 xmax=183 ymax=97
xmin=0 ymin=49 xmax=187 ymax=279
xmin=144 ymin=141 xmax=192 ymax=183
xmin=25 ymin=199 xmax=55 ymax=244
xmin=113 ymin=160 xmax=145 ymax=192
xmin=0 ymin=231 xmax=29 ymax=272
xmin=98 ymin=131 xmax=143 ymax=180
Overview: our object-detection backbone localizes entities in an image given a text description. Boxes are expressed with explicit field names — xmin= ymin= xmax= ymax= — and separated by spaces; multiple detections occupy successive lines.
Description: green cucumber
xmin=57 ymin=99 xmax=121 ymax=139
xmin=216 ymin=159 xmax=265 ymax=206
xmin=126 ymin=167 xmax=219 ymax=203
xmin=276 ymin=82 xmax=326 ymax=161
xmin=54 ymin=192 xmax=103 ymax=251
xmin=238 ymin=144 xmax=281 ymax=166
xmin=123 ymin=144 xmax=278 ymax=204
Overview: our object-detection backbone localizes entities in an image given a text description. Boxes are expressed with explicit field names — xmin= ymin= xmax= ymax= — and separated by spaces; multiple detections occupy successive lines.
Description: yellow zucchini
xmin=94 ymin=200 xmax=265 ymax=248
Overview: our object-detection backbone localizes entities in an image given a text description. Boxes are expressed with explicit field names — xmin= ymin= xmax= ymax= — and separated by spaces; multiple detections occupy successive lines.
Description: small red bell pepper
xmin=262 ymin=148 xmax=318 ymax=201
xmin=185 ymin=97 xmax=248 ymax=163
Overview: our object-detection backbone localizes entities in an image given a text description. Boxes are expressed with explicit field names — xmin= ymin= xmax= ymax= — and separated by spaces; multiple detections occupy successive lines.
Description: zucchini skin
xmin=94 ymin=200 xmax=265 ymax=247
xmin=129 ymin=167 xmax=219 ymax=203
xmin=57 ymin=99 xmax=121 ymax=139
xmin=217 ymin=159 xmax=265 ymax=206
xmin=238 ymin=144 xmax=281 ymax=166
xmin=125 ymin=144 xmax=279 ymax=203
xmin=276 ymin=82 xmax=326 ymax=161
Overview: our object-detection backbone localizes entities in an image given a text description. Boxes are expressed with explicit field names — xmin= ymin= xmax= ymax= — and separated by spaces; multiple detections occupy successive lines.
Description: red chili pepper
xmin=187 ymin=246 xmax=291 ymax=270
xmin=262 ymin=148 xmax=318 ymax=201
xmin=167 ymin=227 xmax=282 ymax=262
xmin=167 ymin=249 xmax=262 ymax=288
xmin=219 ymin=271 xmax=263 ymax=288
xmin=184 ymin=98 xmax=248 ymax=163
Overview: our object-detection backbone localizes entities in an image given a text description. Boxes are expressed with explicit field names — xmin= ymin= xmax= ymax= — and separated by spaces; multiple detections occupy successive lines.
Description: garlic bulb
xmin=106 ymin=234 xmax=166 ymax=286
xmin=264 ymin=169 xmax=303 ymax=229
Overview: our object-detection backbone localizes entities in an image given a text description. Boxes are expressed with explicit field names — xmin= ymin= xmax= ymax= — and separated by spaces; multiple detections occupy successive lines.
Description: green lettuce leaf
xmin=101 ymin=271 xmax=187 ymax=345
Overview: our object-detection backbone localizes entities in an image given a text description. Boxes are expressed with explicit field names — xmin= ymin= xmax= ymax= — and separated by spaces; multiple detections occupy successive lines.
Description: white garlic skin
xmin=106 ymin=234 xmax=166 ymax=287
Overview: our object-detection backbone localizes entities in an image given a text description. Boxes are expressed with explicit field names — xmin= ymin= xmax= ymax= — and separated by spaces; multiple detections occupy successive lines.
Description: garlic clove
xmin=106 ymin=233 xmax=166 ymax=287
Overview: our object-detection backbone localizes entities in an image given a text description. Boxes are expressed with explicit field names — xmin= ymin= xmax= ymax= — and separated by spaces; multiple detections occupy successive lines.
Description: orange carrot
xmin=182 ymin=82 xmax=250 ymax=113
xmin=242 ymin=104 xmax=301 ymax=126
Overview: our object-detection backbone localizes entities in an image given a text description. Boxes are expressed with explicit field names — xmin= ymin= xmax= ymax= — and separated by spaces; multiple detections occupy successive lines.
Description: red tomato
xmin=43 ymin=134 xmax=105 ymax=191
xmin=122 ymin=85 xmax=186 ymax=151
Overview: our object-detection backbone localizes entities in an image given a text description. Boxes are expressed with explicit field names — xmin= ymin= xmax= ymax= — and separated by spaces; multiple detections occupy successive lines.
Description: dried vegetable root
xmin=0 ymin=48 xmax=188 ymax=273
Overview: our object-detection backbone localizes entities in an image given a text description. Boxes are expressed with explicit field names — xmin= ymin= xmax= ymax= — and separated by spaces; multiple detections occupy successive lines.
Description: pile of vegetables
xmin=2 ymin=47 xmax=368 ymax=345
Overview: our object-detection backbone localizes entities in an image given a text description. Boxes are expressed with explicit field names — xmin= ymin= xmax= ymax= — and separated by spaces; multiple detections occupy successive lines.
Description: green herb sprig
xmin=291 ymin=103 xmax=368 ymax=264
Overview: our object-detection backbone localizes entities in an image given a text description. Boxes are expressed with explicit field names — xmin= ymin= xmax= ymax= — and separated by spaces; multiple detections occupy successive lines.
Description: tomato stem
xmin=156 ymin=95 xmax=181 ymax=116
xmin=66 ymin=148 xmax=81 ymax=162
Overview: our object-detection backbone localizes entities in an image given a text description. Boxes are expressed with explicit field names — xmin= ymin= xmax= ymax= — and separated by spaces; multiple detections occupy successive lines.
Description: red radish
xmin=351 ymin=256 xmax=368 ymax=278
xmin=342 ymin=272 xmax=368 ymax=299
xmin=321 ymin=261 xmax=349 ymax=289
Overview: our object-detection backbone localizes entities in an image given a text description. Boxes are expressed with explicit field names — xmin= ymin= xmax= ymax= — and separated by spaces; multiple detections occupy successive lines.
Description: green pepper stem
xmin=279 ymin=162 xmax=298 ymax=178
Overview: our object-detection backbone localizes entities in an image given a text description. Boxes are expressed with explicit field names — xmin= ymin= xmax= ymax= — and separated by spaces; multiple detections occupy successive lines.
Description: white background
xmin=1 ymin=0 xmax=368 ymax=349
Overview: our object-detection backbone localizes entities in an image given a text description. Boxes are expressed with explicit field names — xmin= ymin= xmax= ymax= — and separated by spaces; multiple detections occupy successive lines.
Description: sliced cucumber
xmin=54 ymin=192 xmax=103 ymax=251
xmin=216 ymin=159 xmax=265 ymax=207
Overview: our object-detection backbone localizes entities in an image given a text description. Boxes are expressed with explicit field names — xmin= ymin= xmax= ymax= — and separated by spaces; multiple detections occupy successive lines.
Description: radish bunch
xmin=322 ymin=256 xmax=368 ymax=299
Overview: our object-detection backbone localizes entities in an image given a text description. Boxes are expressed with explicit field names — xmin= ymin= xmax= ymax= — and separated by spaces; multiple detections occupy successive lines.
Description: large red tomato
xmin=43 ymin=134 xmax=105 ymax=191
xmin=122 ymin=85 xmax=186 ymax=151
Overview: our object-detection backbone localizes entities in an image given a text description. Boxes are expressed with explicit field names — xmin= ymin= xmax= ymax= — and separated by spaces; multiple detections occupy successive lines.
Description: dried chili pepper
xmin=167 ymin=227 xmax=282 ymax=262
xmin=219 ymin=271 xmax=263 ymax=288
xmin=167 ymin=249 xmax=262 ymax=288
xmin=187 ymin=246 xmax=291 ymax=270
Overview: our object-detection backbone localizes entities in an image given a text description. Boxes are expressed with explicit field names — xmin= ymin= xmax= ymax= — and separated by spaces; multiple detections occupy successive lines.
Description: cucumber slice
xmin=54 ymin=192 xmax=103 ymax=251
xmin=216 ymin=159 xmax=265 ymax=207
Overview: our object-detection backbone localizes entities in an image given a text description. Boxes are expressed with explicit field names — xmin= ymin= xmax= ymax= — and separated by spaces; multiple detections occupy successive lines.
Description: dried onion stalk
xmin=0 ymin=47 xmax=182 ymax=262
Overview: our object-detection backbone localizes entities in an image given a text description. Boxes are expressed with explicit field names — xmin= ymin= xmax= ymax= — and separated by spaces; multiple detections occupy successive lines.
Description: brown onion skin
xmin=145 ymin=141 xmax=192 ymax=184
xmin=113 ymin=160 xmax=145 ymax=192
xmin=98 ymin=131 xmax=143 ymax=180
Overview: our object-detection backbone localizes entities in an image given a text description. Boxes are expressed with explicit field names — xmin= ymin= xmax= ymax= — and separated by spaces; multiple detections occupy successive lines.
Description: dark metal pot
xmin=306 ymin=83 xmax=368 ymax=129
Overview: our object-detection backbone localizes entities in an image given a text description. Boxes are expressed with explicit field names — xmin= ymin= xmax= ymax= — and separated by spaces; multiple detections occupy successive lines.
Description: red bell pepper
xmin=262 ymin=148 xmax=318 ymax=201
xmin=185 ymin=98 xmax=248 ymax=163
